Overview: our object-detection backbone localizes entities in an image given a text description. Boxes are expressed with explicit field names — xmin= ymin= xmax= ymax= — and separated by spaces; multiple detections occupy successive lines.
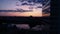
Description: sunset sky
xmin=0 ymin=0 xmax=42 ymax=10
xmin=0 ymin=0 xmax=44 ymax=17
xmin=0 ymin=0 xmax=18 ymax=10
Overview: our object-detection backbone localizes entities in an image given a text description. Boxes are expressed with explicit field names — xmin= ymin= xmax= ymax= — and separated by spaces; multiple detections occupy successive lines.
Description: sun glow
xmin=0 ymin=0 xmax=43 ymax=17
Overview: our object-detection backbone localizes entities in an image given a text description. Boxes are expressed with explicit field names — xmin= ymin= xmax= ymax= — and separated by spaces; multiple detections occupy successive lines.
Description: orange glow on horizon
xmin=0 ymin=8 xmax=42 ymax=17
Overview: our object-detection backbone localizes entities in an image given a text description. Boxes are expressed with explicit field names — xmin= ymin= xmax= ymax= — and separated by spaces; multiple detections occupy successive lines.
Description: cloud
xmin=18 ymin=0 xmax=42 ymax=3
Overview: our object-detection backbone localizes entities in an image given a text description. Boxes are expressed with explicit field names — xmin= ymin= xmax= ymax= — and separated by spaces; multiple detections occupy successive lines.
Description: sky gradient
xmin=0 ymin=0 xmax=42 ymax=10
xmin=0 ymin=0 xmax=18 ymax=10
xmin=0 ymin=0 xmax=43 ymax=17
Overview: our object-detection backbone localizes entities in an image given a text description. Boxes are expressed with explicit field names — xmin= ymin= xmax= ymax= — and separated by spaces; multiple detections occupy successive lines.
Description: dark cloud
xmin=18 ymin=0 xmax=42 ymax=3
xmin=37 ymin=6 xmax=42 ymax=8
xmin=21 ymin=3 xmax=34 ymax=6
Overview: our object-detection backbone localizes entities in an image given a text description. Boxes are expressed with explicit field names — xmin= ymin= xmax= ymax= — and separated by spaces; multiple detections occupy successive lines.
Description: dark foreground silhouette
xmin=0 ymin=16 xmax=52 ymax=34
xmin=0 ymin=16 xmax=50 ymax=27
xmin=0 ymin=24 xmax=50 ymax=34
